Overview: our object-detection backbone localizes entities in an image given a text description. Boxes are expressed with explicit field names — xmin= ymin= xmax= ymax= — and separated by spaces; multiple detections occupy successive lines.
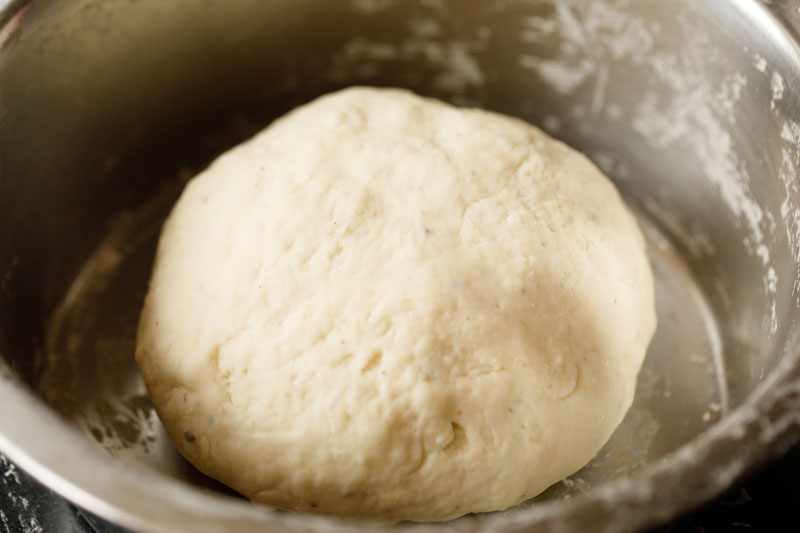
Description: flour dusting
xmin=518 ymin=0 xmax=765 ymax=254
xmin=78 ymin=392 xmax=162 ymax=466
xmin=754 ymin=54 xmax=767 ymax=72
xmin=635 ymin=36 xmax=765 ymax=252
xmin=332 ymin=4 xmax=488 ymax=99
xmin=513 ymin=0 xmax=798 ymax=337
xmin=519 ymin=2 xmax=655 ymax=104
xmin=329 ymin=37 xmax=485 ymax=95
xmin=778 ymin=118 xmax=800 ymax=297
xmin=771 ymin=71 xmax=785 ymax=110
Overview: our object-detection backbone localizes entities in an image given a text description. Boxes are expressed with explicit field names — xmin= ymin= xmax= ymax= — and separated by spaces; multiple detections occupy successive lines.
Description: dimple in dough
xmin=136 ymin=87 xmax=657 ymax=522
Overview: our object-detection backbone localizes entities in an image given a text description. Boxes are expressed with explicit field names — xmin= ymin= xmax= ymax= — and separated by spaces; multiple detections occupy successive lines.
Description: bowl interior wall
xmin=1 ymin=0 xmax=799 ymax=514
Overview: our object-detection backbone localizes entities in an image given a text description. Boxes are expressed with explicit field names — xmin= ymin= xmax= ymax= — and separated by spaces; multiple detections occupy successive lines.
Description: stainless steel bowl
xmin=2 ymin=0 xmax=800 ymax=531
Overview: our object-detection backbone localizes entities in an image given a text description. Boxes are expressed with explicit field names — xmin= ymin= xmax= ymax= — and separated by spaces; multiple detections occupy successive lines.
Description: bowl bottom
xmin=36 ymin=176 xmax=728 ymax=505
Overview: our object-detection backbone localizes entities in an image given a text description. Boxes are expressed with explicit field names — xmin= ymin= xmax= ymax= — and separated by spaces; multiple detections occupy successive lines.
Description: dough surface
xmin=136 ymin=87 xmax=656 ymax=522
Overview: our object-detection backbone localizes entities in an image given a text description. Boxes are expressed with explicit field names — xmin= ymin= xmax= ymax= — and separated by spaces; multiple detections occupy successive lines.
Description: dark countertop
xmin=2 ymin=445 xmax=799 ymax=533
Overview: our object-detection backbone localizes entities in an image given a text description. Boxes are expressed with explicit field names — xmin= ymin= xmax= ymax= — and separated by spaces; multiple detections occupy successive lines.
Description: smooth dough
xmin=136 ymin=87 xmax=656 ymax=522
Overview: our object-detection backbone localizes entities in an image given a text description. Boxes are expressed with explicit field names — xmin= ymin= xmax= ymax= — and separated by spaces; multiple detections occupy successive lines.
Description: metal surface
xmin=1 ymin=0 xmax=800 ymax=532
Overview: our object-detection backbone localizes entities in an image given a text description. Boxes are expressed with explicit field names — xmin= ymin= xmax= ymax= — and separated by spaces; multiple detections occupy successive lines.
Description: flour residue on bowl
xmin=753 ymin=53 xmax=768 ymax=73
xmin=328 ymin=37 xmax=485 ymax=95
xmin=518 ymin=1 xmax=656 ymax=103
xmin=515 ymin=0 xmax=791 ymax=339
xmin=37 ymin=179 xmax=192 ymax=476
xmin=778 ymin=118 xmax=800 ymax=299
xmin=520 ymin=1 xmax=762 ymax=245
xmin=771 ymin=72 xmax=785 ymax=110
xmin=334 ymin=2 xmax=489 ymax=100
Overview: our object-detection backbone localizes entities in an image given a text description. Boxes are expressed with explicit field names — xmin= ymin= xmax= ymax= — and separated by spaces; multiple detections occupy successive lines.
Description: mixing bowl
xmin=2 ymin=0 xmax=800 ymax=531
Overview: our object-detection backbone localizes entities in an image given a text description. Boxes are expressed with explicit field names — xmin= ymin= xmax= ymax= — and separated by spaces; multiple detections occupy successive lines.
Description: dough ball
xmin=136 ymin=87 xmax=656 ymax=522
